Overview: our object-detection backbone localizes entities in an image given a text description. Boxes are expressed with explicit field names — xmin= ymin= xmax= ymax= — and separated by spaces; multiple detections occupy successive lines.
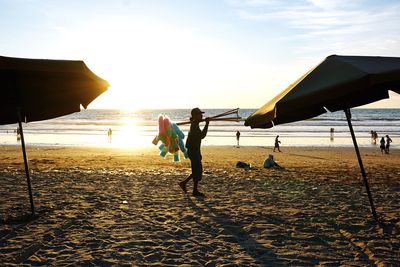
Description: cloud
xmin=305 ymin=0 xmax=361 ymax=9
xmin=235 ymin=0 xmax=400 ymax=32
xmin=230 ymin=0 xmax=400 ymax=56
xmin=227 ymin=0 xmax=283 ymax=7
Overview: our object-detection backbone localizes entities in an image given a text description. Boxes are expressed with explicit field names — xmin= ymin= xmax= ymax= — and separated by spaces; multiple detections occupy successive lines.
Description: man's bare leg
xmin=179 ymin=174 xmax=192 ymax=193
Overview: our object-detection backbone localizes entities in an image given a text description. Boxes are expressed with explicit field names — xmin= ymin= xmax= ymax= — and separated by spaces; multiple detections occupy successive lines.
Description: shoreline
xmin=0 ymin=142 xmax=400 ymax=150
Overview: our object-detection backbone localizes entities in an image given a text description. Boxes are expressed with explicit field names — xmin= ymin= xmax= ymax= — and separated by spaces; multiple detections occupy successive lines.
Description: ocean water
xmin=0 ymin=109 xmax=399 ymax=149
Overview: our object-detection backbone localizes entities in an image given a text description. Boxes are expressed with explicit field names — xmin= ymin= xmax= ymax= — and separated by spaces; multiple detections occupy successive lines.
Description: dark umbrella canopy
xmin=245 ymin=55 xmax=400 ymax=128
xmin=0 ymin=55 xmax=109 ymax=124
xmin=245 ymin=55 xmax=400 ymax=222
xmin=0 ymin=55 xmax=109 ymax=217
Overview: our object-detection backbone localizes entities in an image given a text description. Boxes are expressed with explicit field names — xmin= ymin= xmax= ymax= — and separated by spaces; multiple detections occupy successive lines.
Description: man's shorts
xmin=188 ymin=150 xmax=203 ymax=182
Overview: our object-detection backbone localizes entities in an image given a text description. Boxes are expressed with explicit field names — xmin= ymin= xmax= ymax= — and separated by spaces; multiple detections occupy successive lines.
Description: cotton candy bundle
xmin=152 ymin=114 xmax=188 ymax=161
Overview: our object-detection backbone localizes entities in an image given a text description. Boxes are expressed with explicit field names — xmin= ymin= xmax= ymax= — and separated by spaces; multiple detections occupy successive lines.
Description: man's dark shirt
xmin=185 ymin=120 xmax=209 ymax=153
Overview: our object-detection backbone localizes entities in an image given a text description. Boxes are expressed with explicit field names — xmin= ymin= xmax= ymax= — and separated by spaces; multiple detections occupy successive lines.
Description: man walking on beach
xmin=236 ymin=130 xmax=241 ymax=147
xmin=179 ymin=108 xmax=210 ymax=197
xmin=273 ymin=135 xmax=281 ymax=152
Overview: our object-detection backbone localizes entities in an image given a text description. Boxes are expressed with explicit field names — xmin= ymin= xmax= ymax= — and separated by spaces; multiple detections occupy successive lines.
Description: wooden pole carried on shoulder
xmin=209 ymin=108 xmax=239 ymax=119
xmin=176 ymin=108 xmax=241 ymax=126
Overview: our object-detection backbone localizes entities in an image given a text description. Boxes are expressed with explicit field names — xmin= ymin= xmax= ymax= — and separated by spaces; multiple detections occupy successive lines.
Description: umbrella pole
xmin=344 ymin=108 xmax=378 ymax=222
xmin=17 ymin=108 xmax=35 ymax=217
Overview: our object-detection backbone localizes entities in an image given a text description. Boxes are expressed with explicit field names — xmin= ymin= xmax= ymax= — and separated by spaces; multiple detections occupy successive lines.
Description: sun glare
xmin=111 ymin=117 xmax=151 ymax=148
xmin=62 ymin=16 xmax=259 ymax=109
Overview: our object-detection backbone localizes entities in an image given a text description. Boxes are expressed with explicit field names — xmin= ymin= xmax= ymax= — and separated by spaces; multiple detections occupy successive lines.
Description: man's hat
xmin=191 ymin=107 xmax=204 ymax=116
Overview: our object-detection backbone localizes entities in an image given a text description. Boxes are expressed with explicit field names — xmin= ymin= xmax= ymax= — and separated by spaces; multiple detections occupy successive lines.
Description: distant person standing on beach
xmin=273 ymin=135 xmax=281 ymax=152
xmin=16 ymin=127 xmax=21 ymax=141
xmin=330 ymin=128 xmax=334 ymax=141
xmin=373 ymin=131 xmax=378 ymax=144
xmin=385 ymin=135 xmax=392 ymax=154
xmin=107 ymin=128 xmax=112 ymax=143
xmin=236 ymin=130 xmax=241 ymax=147
xmin=179 ymin=108 xmax=210 ymax=197
xmin=380 ymin=137 xmax=386 ymax=154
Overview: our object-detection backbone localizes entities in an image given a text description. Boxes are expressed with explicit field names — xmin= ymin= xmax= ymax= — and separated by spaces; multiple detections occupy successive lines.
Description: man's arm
xmin=201 ymin=118 xmax=210 ymax=139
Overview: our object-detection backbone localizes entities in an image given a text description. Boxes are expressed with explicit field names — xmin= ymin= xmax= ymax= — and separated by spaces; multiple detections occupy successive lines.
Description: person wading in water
xmin=179 ymin=108 xmax=210 ymax=197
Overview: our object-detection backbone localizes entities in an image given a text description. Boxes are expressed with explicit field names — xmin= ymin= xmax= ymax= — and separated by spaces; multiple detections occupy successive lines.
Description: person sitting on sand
xmin=273 ymin=135 xmax=281 ymax=152
xmin=380 ymin=137 xmax=386 ymax=154
xmin=264 ymin=154 xmax=281 ymax=168
xmin=385 ymin=135 xmax=392 ymax=154
xmin=179 ymin=108 xmax=210 ymax=197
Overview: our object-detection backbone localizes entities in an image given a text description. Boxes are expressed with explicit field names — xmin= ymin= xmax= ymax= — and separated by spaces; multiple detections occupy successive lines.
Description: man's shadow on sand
xmin=186 ymin=196 xmax=287 ymax=266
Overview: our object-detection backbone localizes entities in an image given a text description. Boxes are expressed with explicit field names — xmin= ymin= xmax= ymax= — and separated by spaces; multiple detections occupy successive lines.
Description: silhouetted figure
xmin=236 ymin=130 xmax=241 ymax=147
xmin=107 ymin=128 xmax=112 ymax=143
xmin=16 ymin=127 xmax=21 ymax=141
xmin=380 ymin=137 xmax=386 ymax=154
xmin=330 ymin=128 xmax=334 ymax=141
xmin=385 ymin=135 xmax=392 ymax=154
xmin=179 ymin=108 xmax=210 ymax=197
xmin=372 ymin=131 xmax=378 ymax=145
xmin=263 ymin=154 xmax=281 ymax=168
xmin=273 ymin=135 xmax=281 ymax=152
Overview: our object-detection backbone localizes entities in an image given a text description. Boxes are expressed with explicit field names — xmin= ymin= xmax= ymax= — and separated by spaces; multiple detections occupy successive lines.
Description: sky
xmin=1 ymin=0 xmax=400 ymax=109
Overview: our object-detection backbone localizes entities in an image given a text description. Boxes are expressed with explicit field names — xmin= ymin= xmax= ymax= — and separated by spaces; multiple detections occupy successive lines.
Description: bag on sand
xmin=236 ymin=161 xmax=251 ymax=169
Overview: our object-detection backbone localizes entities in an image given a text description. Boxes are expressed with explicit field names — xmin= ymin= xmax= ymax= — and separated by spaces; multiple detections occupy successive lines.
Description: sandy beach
xmin=0 ymin=145 xmax=399 ymax=266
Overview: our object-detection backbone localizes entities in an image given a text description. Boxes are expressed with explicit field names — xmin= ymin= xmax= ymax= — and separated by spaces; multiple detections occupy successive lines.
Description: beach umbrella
xmin=0 ymin=55 xmax=109 ymax=216
xmin=245 ymin=55 xmax=400 ymax=222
